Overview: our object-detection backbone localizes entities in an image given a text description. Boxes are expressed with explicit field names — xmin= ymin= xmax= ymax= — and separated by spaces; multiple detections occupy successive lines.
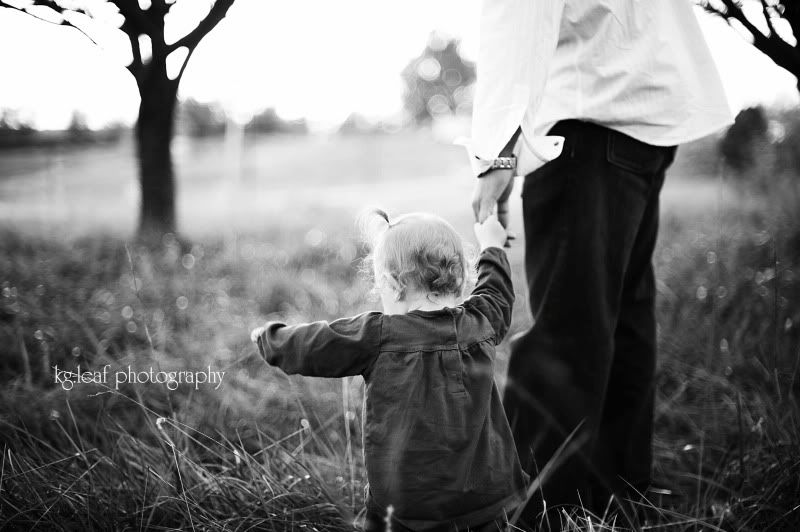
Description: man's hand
xmin=471 ymin=168 xmax=514 ymax=224
xmin=495 ymin=177 xmax=517 ymax=246
xmin=474 ymin=214 xmax=508 ymax=251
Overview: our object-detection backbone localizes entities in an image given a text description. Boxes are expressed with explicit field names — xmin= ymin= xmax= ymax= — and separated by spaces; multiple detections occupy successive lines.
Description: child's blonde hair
xmin=358 ymin=208 xmax=468 ymax=300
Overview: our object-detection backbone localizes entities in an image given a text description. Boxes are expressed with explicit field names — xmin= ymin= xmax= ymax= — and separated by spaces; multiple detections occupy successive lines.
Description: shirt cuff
xmin=455 ymin=133 xmax=565 ymax=178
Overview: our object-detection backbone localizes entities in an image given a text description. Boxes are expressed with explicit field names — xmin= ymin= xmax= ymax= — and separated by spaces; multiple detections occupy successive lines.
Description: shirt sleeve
xmin=255 ymin=312 xmax=382 ymax=377
xmin=464 ymin=247 xmax=515 ymax=343
xmin=469 ymin=0 xmax=566 ymax=170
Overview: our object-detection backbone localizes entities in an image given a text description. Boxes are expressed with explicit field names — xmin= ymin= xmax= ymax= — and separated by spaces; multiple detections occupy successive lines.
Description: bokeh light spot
xmin=182 ymin=253 xmax=196 ymax=270
xmin=416 ymin=57 xmax=441 ymax=81
xmin=300 ymin=268 xmax=316 ymax=284
xmin=426 ymin=93 xmax=450 ymax=116
xmin=442 ymin=68 xmax=462 ymax=86
xmin=304 ymin=228 xmax=325 ymax=247
xmin=696 ymin=285 xmax=708 ymax=300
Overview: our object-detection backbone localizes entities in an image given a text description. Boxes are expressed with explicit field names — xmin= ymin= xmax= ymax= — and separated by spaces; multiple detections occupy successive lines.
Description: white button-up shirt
xmin=467 ymin=0 xmax=734 ymax=176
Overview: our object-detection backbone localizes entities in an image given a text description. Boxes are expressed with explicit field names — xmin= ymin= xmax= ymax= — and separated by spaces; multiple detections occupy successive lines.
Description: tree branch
xmin=705 ymin=0 xmax=800 ymax=77
xmin=107 ymin=0 xmax=155 ymax=37
xmin=124 ymin=20 xmax=143 ymax=80
xmin=168 ymin=0 xmax=235 ymax=52
xmin=0 ymin=1 xmax=98 ymax=46
xmin=761 ymin=0 xmax=777 ymax=37
xmin=779 ymin=2 xmax=800 ymax=45
xmin=701 ymin=1 xmax=731 ymax=21
xmin=720 ymin=0 xmax=770 ymax=43
xmin=149 ymin=0 xmax=169 ymax=17
xmin=173 ymin=45 xmax=196 ymax=86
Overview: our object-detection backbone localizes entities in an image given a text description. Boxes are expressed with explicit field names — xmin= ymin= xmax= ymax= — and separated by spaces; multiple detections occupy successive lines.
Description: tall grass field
xmin=0 ymin=132 xmax=798 ymax=530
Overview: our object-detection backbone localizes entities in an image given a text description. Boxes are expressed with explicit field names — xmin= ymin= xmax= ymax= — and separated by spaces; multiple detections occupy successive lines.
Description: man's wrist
xmin=476 ymin=164 xmax=514 ymax=179
xmin=480 ymin=156 xmax=517 ymax=177
xmin=474 ymin=127 xmax=522 ymax=178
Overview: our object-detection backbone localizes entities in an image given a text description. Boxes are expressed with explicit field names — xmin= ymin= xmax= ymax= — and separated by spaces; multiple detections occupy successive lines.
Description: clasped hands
xmin=471 ymin=168 xmax=516 ymax=248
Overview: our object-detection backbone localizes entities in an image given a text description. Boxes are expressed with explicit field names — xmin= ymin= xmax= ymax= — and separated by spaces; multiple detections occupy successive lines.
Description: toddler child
xmin=251 ymin=210 xmax=528 ymax=531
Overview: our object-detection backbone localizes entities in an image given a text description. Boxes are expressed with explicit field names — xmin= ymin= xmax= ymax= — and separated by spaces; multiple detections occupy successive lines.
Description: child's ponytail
xmin=356 ymin=207 xmax=391 ymax=250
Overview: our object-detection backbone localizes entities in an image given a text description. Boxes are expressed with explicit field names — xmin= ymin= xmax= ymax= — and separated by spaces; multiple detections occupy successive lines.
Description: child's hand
xmin=474 ymin=214 xmax=508 ymax=251
xmin=496 ymin=200 xmax=516 ymax=248
xmin=250 ymin=326 xmax=265 ymax=344
xmin=496 ymin=179 xmax=516 ymax=247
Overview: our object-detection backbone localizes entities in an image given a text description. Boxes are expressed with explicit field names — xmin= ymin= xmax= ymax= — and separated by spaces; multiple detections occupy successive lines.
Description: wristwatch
xmin=489 ymin=156 xmax=517 ymax=171
xmin=477 ymin=127 xmax=521 ymax=177
xmin=477 ymin=155 xmax=516 ymax=177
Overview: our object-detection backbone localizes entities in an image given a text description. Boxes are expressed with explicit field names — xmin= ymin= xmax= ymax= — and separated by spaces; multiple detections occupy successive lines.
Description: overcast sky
xmin=0 ymin=0 xmax=797 ymax=130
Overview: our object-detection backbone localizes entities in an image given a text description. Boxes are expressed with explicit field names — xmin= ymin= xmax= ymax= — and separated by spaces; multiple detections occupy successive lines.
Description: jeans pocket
xmin=521 ymin=154 xmax=570 ymax=202
xmin=606 ymin=133 xmax=667 ymax=175
xmin=606 ymin=133 xmax=673 ymax=195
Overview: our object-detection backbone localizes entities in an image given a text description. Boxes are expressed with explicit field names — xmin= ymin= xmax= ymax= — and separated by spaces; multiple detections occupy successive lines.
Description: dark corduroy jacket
xmin=255 ymin=247 xmax=528 ymax=530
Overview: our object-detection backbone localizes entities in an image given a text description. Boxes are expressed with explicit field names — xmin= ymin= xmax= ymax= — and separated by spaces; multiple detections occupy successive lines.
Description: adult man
xmin=467 ymin=0 xmax=733 ymax=525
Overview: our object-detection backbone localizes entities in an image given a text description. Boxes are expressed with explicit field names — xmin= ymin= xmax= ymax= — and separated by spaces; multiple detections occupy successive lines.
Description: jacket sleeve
xmin=464 ymin=247 xmax=515 ymax=343
xmin=255 ymin=312 xmax=382 ymax=377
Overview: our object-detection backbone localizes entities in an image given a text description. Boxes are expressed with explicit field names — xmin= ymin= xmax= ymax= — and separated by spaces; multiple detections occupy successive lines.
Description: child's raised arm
xmin=466 ymin=216 xmax=515 ymax=343
xmin=251 ymin=312 xmax=382 ymax=377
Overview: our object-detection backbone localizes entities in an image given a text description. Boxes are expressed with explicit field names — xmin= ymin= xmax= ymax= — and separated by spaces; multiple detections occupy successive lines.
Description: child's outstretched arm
xmin=466 ymin=215 xmax=515 ymax=343
xmin=251 ymin=312 xmax=382 ymax=377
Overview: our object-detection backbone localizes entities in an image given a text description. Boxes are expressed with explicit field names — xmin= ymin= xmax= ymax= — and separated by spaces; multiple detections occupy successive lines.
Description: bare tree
xmin=701 ymin=0 xmax=800 ymax=89
xmin=0 ymin=0 xmax=236 ymax=237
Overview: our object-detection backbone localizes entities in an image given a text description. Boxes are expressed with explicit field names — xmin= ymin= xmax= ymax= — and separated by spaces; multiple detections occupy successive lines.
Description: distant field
xmin=0 ymin=132 xmax=731 ymax=240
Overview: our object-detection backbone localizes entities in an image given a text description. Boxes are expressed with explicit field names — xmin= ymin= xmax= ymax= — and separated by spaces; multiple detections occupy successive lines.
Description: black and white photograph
xmin=0 ymin=0 xmax=799 ymax=530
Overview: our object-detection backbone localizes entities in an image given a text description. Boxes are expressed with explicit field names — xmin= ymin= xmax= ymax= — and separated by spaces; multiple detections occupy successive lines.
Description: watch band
xmin=478 ymin=156 xmax=517 ymax=177
xmin=491 ymin=156 xmax=516 ymax=170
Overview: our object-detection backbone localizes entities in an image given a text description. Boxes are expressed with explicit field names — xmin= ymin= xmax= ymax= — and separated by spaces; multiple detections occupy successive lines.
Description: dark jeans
xmin=503 ymin=120 xmax=676 ymax=526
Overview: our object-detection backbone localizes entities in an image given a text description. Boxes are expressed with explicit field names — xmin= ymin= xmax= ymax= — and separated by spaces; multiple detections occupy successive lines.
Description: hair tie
xmin=356 ymin=207 xmax=392 ymax=248
xmin=375 ymin=208 xmax=390 ymax=226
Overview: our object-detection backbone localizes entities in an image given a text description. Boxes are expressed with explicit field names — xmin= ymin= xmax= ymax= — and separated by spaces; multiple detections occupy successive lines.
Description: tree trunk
xmin=135 ymin=72 xmax=178 ymax=238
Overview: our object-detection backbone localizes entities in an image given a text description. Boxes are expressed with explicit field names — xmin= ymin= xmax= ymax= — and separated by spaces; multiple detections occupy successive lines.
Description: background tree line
xmin=0 ymin=102 xmax=308 ymax=149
